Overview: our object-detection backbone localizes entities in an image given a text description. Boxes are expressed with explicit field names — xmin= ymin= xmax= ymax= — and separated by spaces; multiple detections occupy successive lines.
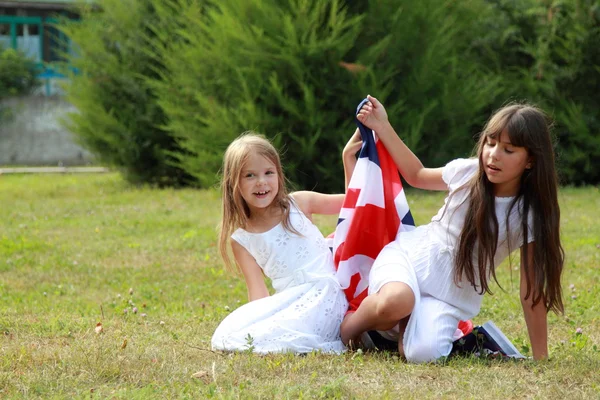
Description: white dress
xmin=369 ymin=158 xmax=535 ymax=362
xmin=211 ymin=201 xmax=348 ymax=354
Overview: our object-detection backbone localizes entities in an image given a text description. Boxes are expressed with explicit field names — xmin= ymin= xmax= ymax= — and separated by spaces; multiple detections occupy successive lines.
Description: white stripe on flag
xmin=348 ymin=157 xmax=385 ymax=208
xmin=335 ymin=254 xmax=375 ymax=292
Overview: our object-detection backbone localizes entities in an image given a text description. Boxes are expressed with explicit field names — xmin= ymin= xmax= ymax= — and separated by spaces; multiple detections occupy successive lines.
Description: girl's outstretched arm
xmin=291 ymin=191 xmax=345 ymax=222
xmin=520 ymin=242 xmax=549 ymax=360
xmin=231 ymin=239 xmax=270 ymax=302
xmin=357 ymin=95 xmax=446 ymax=191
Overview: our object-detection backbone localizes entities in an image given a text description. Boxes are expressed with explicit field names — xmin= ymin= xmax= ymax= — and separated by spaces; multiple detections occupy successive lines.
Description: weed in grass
xmin=244 ymin=334 xmax=256 ymax=353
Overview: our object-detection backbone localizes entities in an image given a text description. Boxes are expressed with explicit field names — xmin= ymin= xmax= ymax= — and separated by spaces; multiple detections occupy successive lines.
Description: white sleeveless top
xmin=231 ymin=201 xmax=338 ymax=293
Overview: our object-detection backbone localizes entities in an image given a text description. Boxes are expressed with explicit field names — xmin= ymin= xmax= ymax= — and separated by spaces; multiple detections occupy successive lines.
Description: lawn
xmin=1 ymin=173 xmax=598 ymax=399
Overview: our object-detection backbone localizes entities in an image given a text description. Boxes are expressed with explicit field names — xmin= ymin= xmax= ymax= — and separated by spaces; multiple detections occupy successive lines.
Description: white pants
xmin=368 ymin=244 xmax=462 ymax=363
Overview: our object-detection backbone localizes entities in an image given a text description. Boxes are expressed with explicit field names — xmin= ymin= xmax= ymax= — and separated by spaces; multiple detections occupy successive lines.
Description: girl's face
xmin=482 ymin=129 xmax=532 ymax=197
xmin=238 ymin=152 xmax=279 ymax=215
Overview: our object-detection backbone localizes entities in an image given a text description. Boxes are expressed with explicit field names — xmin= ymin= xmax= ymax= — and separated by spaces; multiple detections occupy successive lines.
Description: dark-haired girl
xmin=341 ymin=95 xmax=564 ymax=362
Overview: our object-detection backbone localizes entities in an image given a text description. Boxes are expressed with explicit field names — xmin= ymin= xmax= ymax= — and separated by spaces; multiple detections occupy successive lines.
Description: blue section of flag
xmin=355 ymin=98 xmax=381 ymax=167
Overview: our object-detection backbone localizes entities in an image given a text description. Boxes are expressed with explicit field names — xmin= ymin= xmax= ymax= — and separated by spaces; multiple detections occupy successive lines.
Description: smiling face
xmin=238 ymin=152 xmax=280 ymax=214
xmin=481 ymin=129 xmax=531 ymax=197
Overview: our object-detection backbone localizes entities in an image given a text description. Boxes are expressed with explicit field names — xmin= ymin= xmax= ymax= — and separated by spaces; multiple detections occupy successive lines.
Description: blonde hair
xmin=218 ymin=132 xmax=297 ymax=273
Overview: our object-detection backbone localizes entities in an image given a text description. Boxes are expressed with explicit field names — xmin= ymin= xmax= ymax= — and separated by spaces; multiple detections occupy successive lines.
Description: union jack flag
xmin=333 ymin=98 xmax=415 ymax=312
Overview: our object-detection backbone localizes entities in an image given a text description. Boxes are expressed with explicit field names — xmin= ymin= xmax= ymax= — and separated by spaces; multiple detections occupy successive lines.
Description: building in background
xmin=0 ymin=0 xmax=78 ymax=64
xmin=0 ymin=1 xmax=94 ymax=166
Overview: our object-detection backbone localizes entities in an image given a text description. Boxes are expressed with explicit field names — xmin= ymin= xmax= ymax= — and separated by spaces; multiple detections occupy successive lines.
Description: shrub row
xmin=62 ymin=0 xmax=600 ymax=189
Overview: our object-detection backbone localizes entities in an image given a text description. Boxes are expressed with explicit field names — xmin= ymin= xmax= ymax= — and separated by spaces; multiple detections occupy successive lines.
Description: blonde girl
xmin=212 ymin=132 xmax=359 ymax=353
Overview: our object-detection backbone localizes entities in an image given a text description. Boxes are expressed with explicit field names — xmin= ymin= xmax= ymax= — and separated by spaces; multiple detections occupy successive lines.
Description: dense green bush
xmin=151 ymin=0 xmax=364 ymax=189
xmin=152 ymin=0 xmax=505 ymax=191
xmin=0 ymin=46 xmax=38 ymax=98
xmin=340 ymin=0 xmax=600 ymax=185
xmin=480 ymin=0 xmax=600 ymax=184
xmin=62 ymin=0 xmax=599 ymax=189
xmin=60 ymin=0 xmax=191 ymax=186
xmin=348 ymin=0 xmax=504 ymax=167
xmin=0 ymin=46 xmax=38 ymax=121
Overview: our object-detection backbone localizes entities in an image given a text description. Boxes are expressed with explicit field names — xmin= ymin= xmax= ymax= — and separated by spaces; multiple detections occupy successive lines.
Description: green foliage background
xmin=59 ymin=0 xmax=192 ymax=186
xmin=0 ymin=46 xmax=38 ymax=120
xmin=61 ymin=0 xmax=600 ymax=190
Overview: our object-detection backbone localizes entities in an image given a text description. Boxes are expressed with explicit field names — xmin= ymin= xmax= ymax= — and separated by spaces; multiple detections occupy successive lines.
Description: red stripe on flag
xmin=343 ymin=188 xmax=361 ymax=209
xmin=345 ymin=275 xmax=369 ymax=312
xmin=335 ymin=204 xmax=395 ymax=263
xmin=377 ymin=140 xmax=402 ymax=238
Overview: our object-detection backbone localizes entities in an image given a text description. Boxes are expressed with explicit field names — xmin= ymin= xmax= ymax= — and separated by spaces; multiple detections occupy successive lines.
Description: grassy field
xmin=1 ymin=173 xmax=598 ymax=399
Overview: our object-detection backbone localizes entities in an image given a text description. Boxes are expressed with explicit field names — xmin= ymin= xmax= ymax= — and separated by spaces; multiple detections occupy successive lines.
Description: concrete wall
xmin=0 ymin=94 xmax=94 ymax=165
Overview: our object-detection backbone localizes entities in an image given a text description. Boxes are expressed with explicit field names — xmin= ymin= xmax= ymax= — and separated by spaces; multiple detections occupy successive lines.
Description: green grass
xmin=0 ymin=174 xmax=598 ymax=399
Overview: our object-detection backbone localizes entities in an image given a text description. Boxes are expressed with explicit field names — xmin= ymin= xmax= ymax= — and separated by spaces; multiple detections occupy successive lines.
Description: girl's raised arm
xmin=357 ymin=95 xmax=446 ymax=191
xmin=231 ymin=239 xmax=270 ymax=302
xmin=520 ymin=241 xmax=549 ymax=360
xmin=343 ymin=128 xmax=362 ymax=191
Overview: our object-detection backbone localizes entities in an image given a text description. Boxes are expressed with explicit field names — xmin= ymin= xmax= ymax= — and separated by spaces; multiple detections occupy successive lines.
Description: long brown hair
xmin=218 ymin=132 xmax=297 ymax=273
xmin=454 ymin=103 xmax=564 ymax=314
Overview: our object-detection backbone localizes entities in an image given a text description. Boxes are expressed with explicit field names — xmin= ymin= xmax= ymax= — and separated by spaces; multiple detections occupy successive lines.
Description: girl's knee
xmin=375 ymin=283 xmax=415 ymax=321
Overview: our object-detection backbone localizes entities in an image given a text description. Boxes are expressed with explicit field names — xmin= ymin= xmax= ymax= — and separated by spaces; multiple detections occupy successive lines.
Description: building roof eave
xmin=0 ymin=1 xmax=92 ymax=10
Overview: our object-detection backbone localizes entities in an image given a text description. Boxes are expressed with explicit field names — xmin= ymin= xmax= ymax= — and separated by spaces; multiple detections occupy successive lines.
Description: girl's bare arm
xmin=231 ymin=239 xmax=269 ymax=302
xmin=520 ymin=241 xmax=549 ymax=360
xmin=291 ymin=191 xmax=345 ymax=222
xmin=357 ymin=95 xmax=446 ymax=191
xmin=343 ymin=128 xmax=362 ymax=191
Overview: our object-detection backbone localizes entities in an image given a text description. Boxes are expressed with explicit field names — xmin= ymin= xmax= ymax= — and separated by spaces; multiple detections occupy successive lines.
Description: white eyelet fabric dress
xmin=211 ymin=201 xmax=348 ymax=354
